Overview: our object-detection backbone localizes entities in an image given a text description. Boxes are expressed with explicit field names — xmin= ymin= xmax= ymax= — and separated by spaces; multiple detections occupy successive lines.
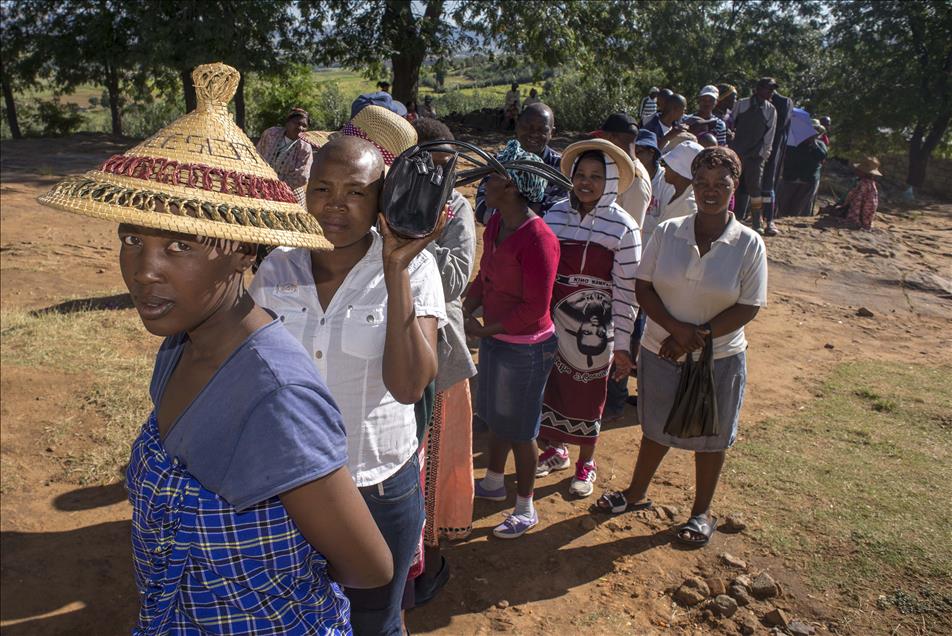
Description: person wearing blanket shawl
xmin=535 ymin=139 xmax=642 ymax=498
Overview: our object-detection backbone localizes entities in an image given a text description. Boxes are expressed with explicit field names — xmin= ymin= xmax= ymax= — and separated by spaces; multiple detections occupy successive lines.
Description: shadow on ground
xmin=30 ymin=293 xmax=133 ymax=317
xmin=0 ymin=520 xmax=137 ymax=635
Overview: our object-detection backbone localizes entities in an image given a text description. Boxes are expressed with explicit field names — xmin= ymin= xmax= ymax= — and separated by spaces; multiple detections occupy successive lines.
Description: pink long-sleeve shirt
xmin=467 ymin=214 xmax=560 ymax=337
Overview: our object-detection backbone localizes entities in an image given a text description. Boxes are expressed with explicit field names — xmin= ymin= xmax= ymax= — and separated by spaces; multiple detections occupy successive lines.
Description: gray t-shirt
xmin=151 ymin=320 xmax=347 ymax=511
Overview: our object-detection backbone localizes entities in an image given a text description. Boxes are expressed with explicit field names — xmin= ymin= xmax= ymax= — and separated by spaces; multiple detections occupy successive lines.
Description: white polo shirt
xmin=249 ymin=230 xmax=447 ymax=487
xmin=636 ymin=214 xmax=767 ymax=360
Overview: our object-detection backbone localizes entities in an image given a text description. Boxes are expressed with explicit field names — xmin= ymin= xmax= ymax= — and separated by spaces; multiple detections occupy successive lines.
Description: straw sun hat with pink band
xmin=38 ymin=63 xmax=332 ymax=250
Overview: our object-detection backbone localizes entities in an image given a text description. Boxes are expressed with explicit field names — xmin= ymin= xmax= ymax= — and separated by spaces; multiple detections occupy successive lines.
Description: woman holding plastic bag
xmin=592 ymin=147 xmax=767 ymax=548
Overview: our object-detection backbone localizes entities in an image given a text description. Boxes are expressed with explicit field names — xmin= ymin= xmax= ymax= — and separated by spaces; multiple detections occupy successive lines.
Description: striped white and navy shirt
xmin=640 ymin=96 xmax=658 ymax=125
xmin=544 ymin=198 xmax=642 ymax=350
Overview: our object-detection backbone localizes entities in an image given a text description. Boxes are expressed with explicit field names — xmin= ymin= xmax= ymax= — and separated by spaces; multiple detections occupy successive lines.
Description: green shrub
xmin=33 ymin=97 xmax=85 ymax=136
xmin=122 ymin=98 xmax=183 ymax=138
xmin=544 ymin=72 xmax=646 ymax=131
xmin=430 ymin=89 xmax=501 ymax=117
xmin=246 ymin=64 xmax=350 ymax=136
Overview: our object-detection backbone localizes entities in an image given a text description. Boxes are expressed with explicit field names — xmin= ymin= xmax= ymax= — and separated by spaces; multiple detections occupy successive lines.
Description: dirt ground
xmin=1 ymin=134 xmax=950 ymax=635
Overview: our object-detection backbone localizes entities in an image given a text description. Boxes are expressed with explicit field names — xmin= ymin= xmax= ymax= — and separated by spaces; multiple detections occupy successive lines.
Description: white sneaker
xmin=536 ymin=446 xmax=570 ymax=477
xmin=569 ymin=460 xmax=597 ymax=497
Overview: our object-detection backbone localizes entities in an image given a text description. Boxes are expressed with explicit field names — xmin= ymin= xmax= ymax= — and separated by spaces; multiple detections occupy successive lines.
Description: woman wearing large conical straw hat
xmin=38 ymin=62 xmax=393 ymax=634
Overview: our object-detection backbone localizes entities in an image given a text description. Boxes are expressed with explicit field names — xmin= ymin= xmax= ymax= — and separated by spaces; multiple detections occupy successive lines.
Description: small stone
xmin=659 ymin=504 xmax=680 ymax=519
xmin=737 ymin=613 xmax=758 ymax=635
xmin=45 ymin=446 xmax=55 ymax=453
xmin=788 ymin=620 xmax=816 ymax=635
xmin=728 ymin=585 xmax=753 ymax=607
xmin=96 ymin=268 xmax=106 ymax=274
xmin=496 ymin=599 xmax=509 ymax=609
xmin=856 ymin=307 xmax=875 ymax=317
xmin=722 ymin=513 xmax=747 ymax=533
xmin=580 ymin=516 xmax=597 ymax=531
xmin=732 ymin=575 xmax=752 ymax=590
xmin=705 ymin=577 xmax=726 ymax=596
xmin=720 ymin=552 xmax=748 ymax=570
xmin=751 ymin=572 xmax=779 ymax=600
xmin=674 ymin=577 xmax=710 ymax=607
xmin=824 ymin=343 xmax=835 ymax=349
xmin=712 ymin=594 xmax=738 ymax=618
xmin=762 ymin=607 xmax=789 ymax=628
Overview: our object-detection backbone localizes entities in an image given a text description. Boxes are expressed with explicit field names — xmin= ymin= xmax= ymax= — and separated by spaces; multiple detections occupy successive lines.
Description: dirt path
xmin=2 ymin=135 xmax=950 ymax=635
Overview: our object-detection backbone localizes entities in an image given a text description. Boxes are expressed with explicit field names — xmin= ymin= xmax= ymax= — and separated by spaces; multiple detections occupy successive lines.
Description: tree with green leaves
xmin=825 ymin=0 xmax=952 ymax=192
xmin=307 ymin=0 xmax=624 ymax=105
xmin=39 ymin=0 xmax=139 ymax=136
xmin=0 ymin=1 xmax=40 ymax=138
xmin=130 ymin=0 xmax=311 ymax=129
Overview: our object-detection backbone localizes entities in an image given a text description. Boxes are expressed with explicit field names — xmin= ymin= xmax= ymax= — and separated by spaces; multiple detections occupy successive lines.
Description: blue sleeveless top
xmin=126 ymin=320 xmax=351 ymax=634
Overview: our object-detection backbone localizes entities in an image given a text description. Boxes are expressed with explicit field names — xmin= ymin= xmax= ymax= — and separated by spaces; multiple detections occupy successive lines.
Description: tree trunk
xmin=234 ymin=72 xmax=246 ymax=130
xmin=181 ymin=68 xmax=197 ymax=112
xmin=392 ymin=51 xmax=424 ymax=105
xmin=106 ymin=64 xmax=122 ymax=136
xmin=387 ymin=0 xmax=444 ymax=105
xmin=1 ymin=76 xmax=21 ymax=139
xmin=906 ymin=108 xmax=951 ymax=188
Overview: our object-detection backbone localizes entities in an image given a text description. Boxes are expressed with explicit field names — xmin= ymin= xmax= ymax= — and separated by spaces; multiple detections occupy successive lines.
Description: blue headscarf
xmin=496 ymin=139 xmax=546 ymax=204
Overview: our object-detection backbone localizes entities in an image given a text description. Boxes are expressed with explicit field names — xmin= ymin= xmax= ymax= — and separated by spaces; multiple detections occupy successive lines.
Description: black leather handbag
xmin=381 ymin=139 xmax=571 ymax=238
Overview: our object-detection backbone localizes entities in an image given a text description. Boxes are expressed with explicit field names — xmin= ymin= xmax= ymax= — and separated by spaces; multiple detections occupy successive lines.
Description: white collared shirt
xmin=636 ymin=214 xmax=767 ymax=360
xmin=249 ymin=230 xmax=447 ymax=486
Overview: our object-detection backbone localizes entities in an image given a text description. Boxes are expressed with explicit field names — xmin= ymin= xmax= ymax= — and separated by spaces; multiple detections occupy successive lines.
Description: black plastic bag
xmin=662 ymin=334 xmax=719 ymax=438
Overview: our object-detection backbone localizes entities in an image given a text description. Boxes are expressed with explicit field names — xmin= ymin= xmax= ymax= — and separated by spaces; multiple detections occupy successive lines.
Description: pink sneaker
xmin=536 ymin=446 xmax=570 ymax=477
xmin=569 ymin=460 xmax=597 ymax=497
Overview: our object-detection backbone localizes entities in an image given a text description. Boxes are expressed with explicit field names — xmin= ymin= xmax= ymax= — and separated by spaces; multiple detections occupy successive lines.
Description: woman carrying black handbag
xmin=592 ymin=147 xmax=768 ymax=548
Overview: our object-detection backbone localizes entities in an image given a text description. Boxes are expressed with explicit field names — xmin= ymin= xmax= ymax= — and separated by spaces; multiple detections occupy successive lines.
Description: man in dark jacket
xmin=761 ymin=89 xmax=794 ymax=235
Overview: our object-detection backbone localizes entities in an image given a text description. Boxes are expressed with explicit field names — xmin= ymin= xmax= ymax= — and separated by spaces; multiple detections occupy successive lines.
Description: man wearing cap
xmin=760 ymin=88 xmax=794 ymax=236
xmin=592 ymin=112 xmax=652 ymax=229
xmin=691 ymin=85 xmax=729 ymax=146
xmin=639 ymin=87 xmax=660 ymax=125
xmin=729 ymin=77 xmax=778 ymax=232
xmin=475 ymin=103 xmax=565 ymax=223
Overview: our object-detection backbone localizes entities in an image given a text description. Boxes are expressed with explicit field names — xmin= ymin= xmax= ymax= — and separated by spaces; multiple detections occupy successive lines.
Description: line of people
xmin=39 ymin=63 xmax=771 ymax=635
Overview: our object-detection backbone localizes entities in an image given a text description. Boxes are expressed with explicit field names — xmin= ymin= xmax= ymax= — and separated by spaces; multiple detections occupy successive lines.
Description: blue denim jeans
xmin=345 ymin=454 xmax=424 ymax=636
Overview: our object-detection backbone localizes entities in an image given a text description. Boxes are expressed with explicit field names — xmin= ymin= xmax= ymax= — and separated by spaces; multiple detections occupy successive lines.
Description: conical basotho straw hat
xmin=38 ymin=62 xmax=331 ymax=250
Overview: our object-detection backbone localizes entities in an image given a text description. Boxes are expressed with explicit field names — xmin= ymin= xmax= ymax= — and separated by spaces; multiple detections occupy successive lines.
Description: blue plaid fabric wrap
xmin=127 ymin=413 xmax=351 ymax=635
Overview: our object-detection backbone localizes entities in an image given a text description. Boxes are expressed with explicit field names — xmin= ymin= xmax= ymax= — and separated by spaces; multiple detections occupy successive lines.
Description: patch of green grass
xmin=726 ymin=362 xmax=952 ymax=627
xmin=1 ymin=302 xmax=157 ymax=485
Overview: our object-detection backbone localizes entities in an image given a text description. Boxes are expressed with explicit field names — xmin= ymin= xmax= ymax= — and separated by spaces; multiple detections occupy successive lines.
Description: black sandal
xmin=413 ymin=555 xmax=450 ymax=606
xmin=590 ymin=491 xmax=653 ymax=515
xmin=675 ymin=514 xmax=718 ymax=547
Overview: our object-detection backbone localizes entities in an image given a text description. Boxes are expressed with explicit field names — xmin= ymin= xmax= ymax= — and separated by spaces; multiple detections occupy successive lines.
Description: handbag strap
xmin=409 ymin=139 xmax=573 ymax=191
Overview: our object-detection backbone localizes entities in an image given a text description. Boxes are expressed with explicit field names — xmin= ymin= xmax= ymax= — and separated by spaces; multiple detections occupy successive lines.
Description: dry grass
xmin=726 ymin=361 xmax=952 ymax=632
xmin=1 ymin=300 xmax=156 ymax=485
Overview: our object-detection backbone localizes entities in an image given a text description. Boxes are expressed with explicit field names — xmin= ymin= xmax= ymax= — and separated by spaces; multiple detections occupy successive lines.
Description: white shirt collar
xmin=675 ymin=213 xmax=743 ymax=246
xmin=286 ymin=229 xmax=382 ymax=281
